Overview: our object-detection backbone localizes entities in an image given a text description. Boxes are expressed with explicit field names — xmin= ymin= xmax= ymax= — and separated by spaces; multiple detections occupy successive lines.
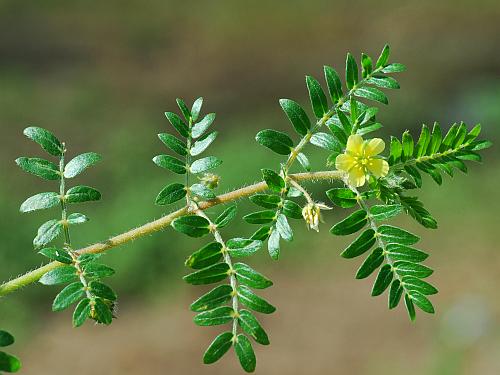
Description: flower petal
xmin=348 ymin=166 xmax=366 ymax=187
xmin=364 ymin=138 xmax=385 ymax=156
xmin=335 ymin=154 xmax=356 ymax=172
xmin=367 ymin=158 xmax=389 ymax=178
xmin=346 ymin=134 xmax=364 ymax=156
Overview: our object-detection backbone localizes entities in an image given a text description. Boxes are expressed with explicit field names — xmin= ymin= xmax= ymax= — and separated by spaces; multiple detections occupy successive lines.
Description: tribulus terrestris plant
xmin=0 ymin=44 xmax=492 ymax=373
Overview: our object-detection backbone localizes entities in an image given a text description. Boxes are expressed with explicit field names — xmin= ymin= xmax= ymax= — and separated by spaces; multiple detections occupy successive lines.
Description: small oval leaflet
xmin=255 ymin=129 xmax=294 ymax=155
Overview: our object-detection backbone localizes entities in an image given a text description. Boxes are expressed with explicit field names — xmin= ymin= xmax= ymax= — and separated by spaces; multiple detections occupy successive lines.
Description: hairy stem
xmin=0 ymin=170 xmax=342 ymax=297
xmin=59 ymin=145 xmax=92 ymax=300
xmin=195 ymin=209 xmax=240 ymax=336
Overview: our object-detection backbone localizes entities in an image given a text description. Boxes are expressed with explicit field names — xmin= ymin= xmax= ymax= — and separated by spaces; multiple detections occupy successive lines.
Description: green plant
xmin=0 ymin=44 xmax=491 ymax=373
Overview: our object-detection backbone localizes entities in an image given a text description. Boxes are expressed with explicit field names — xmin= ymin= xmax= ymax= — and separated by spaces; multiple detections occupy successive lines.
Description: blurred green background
xmin=0 ymin=1 xmax=499 ymax=374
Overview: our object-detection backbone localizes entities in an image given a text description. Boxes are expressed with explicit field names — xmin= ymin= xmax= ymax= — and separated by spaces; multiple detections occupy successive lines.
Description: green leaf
xmin=234 ymin=334 xmax=256 ymax=373
xmin=34 ymin=219 xmax=63 ymax=248
xmin=402 ymin=276 xmax=438 ymax=295
xmin=194 ymin=306 xmax=234 ymax=326
xmin=366 ymin=76 xmax=400 ymax=89
xmin=192 ymin=113 xmax=216 ymax=138
xmin=251 ymin=226 xmax=271 ymax=241
xmin=327 ymin=122 xmax=348 ymax=146
xmin=375 ymin=44 xmax=390 ymax=68
xmin=176 ymin=98 xmax=192 ymax=120
xmin=185 ymin=242 xmax=223 ymax=269
xmin=152 ymin=155 xmax=186 ymax=174
xmin=408 ymin=291 xmax=435 ymax=314
xmin=66 ymin=185 xmax=101 ymax=203
xmin=310 ymin=132 xmax=341 ymax=152
xmin=189 ymin=183 xmax=215 ymax=200
xmin=341 ymin=229 xmax=375 ymax=258
xmin=64 ymin=152 xmax=102 ymax=178
xmin=227 ymin=238 xmax=262 ymax=257
xmin=190 ymin=156 xmax=222 ymax=174
xmin=369 ymin=204 xmax=402 ymax=221
xmin=261 ymin=169 xmax=285 ymax=193
xmin=237 ymin=285 xmax=276 ymax=314
xmin=335 ymin=108 xmax=352 ymax=134
xmin=39 ymin=265 xmax=78 ymax=285
xmin=388 ymin=279 xmax=403 ymax=309
xmin=381 ymin=63 xmax=406 ymax=73
xmin=326 ymin=188 xmax=358 ymax=208
xmin=268 ymin=228 xmax=280 ymax=260
xmin=67 ymin=213 xmax=88 ymax=225
xmin=38 ymin=247 xmax=73 ymax=264
xmin=234 ymin=263 xmax=273 ymax=289
xmin=416 ymin=161 xmax=442 ymax=185
xmin=249 ymin=194 xmax=280 ymax=209
xmin=52 ymin=282 xmax=84 ymax=311
xmin=158 ymin=133 xmax=187 ymax=156
xmin=255 ymin=129 xmax=293 ymax=155
xmin=172 ymin=215 xmax=211 ymax=237
xmin=279 ymin=99 xmax=311 ymax=136
xmin=89 ymin=281 xmax=117 ymax=301
xmin=20 ymin=192 xmax=60 ymax=213
xmin=404 ymin=294 xmax=416 ymax=321
xmin=203 ymin=331 xmax=233 ymax=365
xmin=191 ymin=97 xmax=203 ymax=122
xmin=184 ymin=263 xmax=230 ymax=285
xmin=427 ymin=122 xmax=442 ymax=155
xmin=394 ymin=261 xmax=433 ymax=278
xmin=345 ymin=53 xmax=359 ymax=90
xmin=388 ymin=136 xmax=402 ymax=165
xmin=401 ymin=130 xmax=414 ymax=160
xmin=0 ymin=352 xmax=21 ymax=373
xmin=24 ymin=126 xmax=63 ymax=156
xmin=93 ymin=297 xmax=113 ymax=325
xmin=238 ymin=310 xmax=270 ymax=345
xmin=191 ymin=285 xmax=233 ymax=312
xmin=155 ymin=183 xmax=186 ymax=205
xmin=324 ymin=65 xmax=343 ymax=103
xmin=276 ymin=214 xmax=293 ymax=241
xmin=355 ymin=87 xmax=388 ymax=105
xmin=386 ymin=244 xmax=428 ymax=263
xmin=357 ymin=122 xmax=383 ymax=136
xmin=361 ymin=53 xmax=373 ymax=78
xmin=296 ymin=152 xmax=310 ymax=171
xmin=283 ymin=200 xmax=302 ymax=219
xmin=306 ymin=75 xmax=329 ymax=118
xmin=15 ymin=157 xmax=60 ymax=180
xmin=355 ymin=247 xmax=384 ymax=279
xmin=165 ymin=111 xmax=189 ymax=138
xmin=243 ymin=210 xmax=276 ymax=225
xmin=190 ymin=132 xmax=218 ymax=156
xmin=82 ymin=263 xmax=115 ymax=279
xmin=415 ymin=124 xmax=431 ymax=157
xmin=215 ymin=205 xmax=237 ymax=228
xmin=469 ymin=140 xmax=492 ymax=151
xmin=0 ymin=331 xmax=15 ymax=347
xmin=330 ymin=209 xmax=367 ymax=236
xmin=377 ymin=225 xmax=419 ymax=245
xmin=371 ymin=264 xmax=393 ymax=296
xmin=72 ymin=298 xmax=91 ymax=327
xmin=404 ymin=165 xmax=422 ymax=188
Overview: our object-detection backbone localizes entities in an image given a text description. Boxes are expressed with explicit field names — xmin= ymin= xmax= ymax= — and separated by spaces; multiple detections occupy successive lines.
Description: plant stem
xmin=195 ymin=209 xmax=240 ymax=337
xmin=58 ymin=145 xmax=92 ymax=300
xmin=0 ymin=170 xmax=342 ymax=297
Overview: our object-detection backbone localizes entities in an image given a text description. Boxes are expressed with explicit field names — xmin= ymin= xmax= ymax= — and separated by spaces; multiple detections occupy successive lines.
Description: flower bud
xmin=199 ymin=173 xmax=220 ymax=189
xmin=301 ymin=202 xmax=331 ymax=232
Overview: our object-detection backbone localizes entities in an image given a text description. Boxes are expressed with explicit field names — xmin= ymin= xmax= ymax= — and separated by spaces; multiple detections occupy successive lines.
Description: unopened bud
xmin=199 ymin=173 xmax=220 ymax=189
xmin=301 ymin=202 xmax=332 ymax=232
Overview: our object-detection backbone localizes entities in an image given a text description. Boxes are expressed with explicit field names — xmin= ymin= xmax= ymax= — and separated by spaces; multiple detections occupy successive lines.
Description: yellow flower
xmin=335 ymin=134 xmax=389 ymax=187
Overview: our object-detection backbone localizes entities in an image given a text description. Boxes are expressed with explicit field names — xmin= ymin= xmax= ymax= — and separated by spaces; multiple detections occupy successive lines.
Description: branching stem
xmin=0 ymin=170 xmax=342 ymax=297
